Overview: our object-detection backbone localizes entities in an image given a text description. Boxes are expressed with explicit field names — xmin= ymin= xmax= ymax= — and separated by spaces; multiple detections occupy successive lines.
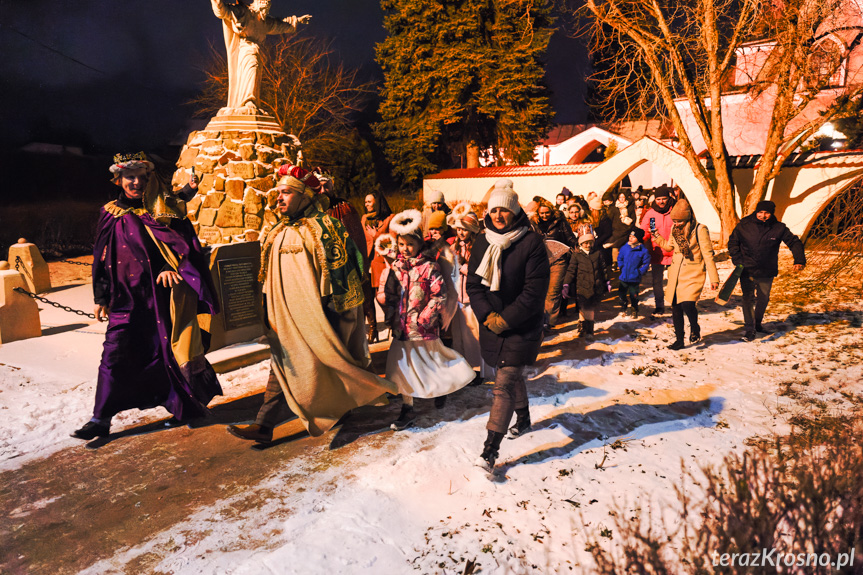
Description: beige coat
xmin=653 ymin=222 xmax=719 ymax=305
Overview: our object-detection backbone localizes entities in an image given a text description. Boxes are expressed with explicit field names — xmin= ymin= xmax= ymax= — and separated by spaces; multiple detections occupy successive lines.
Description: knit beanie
xmin=578 ymin=232 xmax=595 ymax=244
xmin=452 ymin=211 xmax=481 ymax=234
xmin=630 ymin=228 xmax=646 ymax=242
xmin=755 ymin=200 xmax=776 ymax=214
xmin=602 ymin=190 xmax=615 ymax=203
xmin=487 ymin=179 xmax=521 ymax=215
xmin=588 ymin=196 xmax=603 ymax=211
xmin=428 ymin=210 xmax=448 ymax=231
xmin=653 ymin=185 xmax=671 ymax=199
xmin=427 ymin=189 xmax=445 ymax=205
xmin=669 ymin=198 xmax=693 ymax=222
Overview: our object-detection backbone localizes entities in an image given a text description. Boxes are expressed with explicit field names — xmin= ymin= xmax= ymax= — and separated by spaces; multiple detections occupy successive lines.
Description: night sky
xmin=0 ymin=0 xmax=589 ymax=152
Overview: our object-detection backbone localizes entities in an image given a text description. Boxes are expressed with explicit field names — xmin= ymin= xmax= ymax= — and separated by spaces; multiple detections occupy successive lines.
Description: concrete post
xmin=0 ymin=265 xmax=42 ymax=344
xmin=7 ymin=238 xmax=52 ymax=294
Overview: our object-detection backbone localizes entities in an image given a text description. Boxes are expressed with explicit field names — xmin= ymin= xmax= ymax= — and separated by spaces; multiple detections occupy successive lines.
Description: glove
xmin=561 ymin=283 xmax=570 ymax=300
xmin=484 ymin=312 xmax=509 ymax=335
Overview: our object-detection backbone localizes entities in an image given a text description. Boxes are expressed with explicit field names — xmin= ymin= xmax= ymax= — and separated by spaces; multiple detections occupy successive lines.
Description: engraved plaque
xmin=216 ymin=257 xmax=261 ymax=330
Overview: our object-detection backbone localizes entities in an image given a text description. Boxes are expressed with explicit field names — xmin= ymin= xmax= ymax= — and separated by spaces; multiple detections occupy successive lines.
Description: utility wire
xmin=0 ymin=23 xmax=160 ymax=92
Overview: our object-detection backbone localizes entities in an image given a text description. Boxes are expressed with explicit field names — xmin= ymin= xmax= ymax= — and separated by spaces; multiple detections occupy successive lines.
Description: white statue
xmin=211 ymin=0 xmax=311 ymax=113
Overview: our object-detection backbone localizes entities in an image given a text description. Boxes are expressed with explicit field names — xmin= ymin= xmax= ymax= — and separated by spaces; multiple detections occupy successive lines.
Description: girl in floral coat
xmin=382 ymin=210 xmax=474 ymax=430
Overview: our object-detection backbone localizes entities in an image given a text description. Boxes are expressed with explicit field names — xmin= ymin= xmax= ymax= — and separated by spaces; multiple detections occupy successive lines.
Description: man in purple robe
xmin=72 ymin=152 xmax=222 ymax=440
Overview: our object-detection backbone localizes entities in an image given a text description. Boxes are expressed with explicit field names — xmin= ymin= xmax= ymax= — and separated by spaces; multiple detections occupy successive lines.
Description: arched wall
xmin=584 ymin=137 xmax=722 ymax=231
xmin=765 ymin=160 xmax=863 ymax=237
xmin=546 ymin=127 xmax=631 ymax=166
xmin=424 ymin=144 xmax=863 ymax=239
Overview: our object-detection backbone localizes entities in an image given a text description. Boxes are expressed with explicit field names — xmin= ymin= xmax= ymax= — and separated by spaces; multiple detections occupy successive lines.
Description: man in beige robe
xmin=228 ymin=166 xmax=396 ymax=443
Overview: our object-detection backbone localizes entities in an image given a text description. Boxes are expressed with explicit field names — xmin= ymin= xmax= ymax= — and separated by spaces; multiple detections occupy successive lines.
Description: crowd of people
xmin=72 ymin=155 xmax=806 ymax=473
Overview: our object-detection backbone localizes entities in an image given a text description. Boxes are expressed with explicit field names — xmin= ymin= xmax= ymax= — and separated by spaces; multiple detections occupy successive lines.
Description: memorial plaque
xmin=217 ymin=257 xmax=261 ymax=330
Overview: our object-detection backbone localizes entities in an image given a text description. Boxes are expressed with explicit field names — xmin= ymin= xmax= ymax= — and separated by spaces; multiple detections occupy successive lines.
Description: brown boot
xmin=227 ymin=424 xmax=273 ymax=443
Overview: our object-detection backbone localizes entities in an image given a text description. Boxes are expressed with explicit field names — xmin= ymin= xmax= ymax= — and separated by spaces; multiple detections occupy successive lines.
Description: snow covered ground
xmin=2 ymin=259 xmax=861 ymax=574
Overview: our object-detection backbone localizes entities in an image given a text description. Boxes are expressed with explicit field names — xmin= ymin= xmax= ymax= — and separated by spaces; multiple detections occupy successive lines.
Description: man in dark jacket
xmin=531 ymin=200 xmax=577 ymax=329
xmin=728 ymin=200 xmax=805 ymax=341
xmin=467 ymin=179 xmax=550 ymax=473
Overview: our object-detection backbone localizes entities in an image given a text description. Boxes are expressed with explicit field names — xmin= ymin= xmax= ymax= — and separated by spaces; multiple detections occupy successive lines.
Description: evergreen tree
xmin=375 ymin=0 xmax=555 ymax=185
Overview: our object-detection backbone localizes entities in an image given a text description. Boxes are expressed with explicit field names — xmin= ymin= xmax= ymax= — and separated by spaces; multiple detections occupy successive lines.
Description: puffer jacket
xmin=617 ymin=242 xmax=652 ymax=283
xmin=564 ymin=247 xmax=608 ymax=300
xmin=382 ymin=252 xmax=446 ymax=341
xmin=466 ymin=211 xmax=549 ymax=368
xmin=728 ymin=213 xmax=805 ymax=278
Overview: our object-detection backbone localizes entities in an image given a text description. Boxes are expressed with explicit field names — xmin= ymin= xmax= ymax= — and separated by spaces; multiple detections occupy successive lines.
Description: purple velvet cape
xmin=91 ymin=207 xmax=222 ymax=422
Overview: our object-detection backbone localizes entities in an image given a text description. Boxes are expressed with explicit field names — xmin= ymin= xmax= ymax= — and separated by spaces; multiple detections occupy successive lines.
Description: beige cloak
xmin=264 ymin=221 xmax=397 ymax=436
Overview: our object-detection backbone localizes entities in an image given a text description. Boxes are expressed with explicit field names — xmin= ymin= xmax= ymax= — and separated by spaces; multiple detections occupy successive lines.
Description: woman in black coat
xmin=466 ymin=180 xmax=550 ymax=472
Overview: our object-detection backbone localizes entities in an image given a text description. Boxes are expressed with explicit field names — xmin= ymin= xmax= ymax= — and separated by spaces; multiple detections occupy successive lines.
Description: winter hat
xmin=427 ymin=189 xmax=445 ymax=205
xmin=602 ymin=190 xmax=615 ymax=203
xmin=669 ymin=198 xmax=693 ymax=222
xmin=755 ymin=200 xmax=776 ymax=215
xmin=277 ymin=164 xmax=321 ymax=198
xmin=487 ymin=179 xmax=521 ymax=215
xmin=524 ymin=200 xmax=539 ymax=215
xmin=110 ymin=151 xmax=154 ymax=183
xmin=653 ymin=185 xmax=672 ymax=199
xmin=390 ymin=209 xmax=424 ymax=241
xmin=312 ymin=167 xmax=334 ymax=195
xmin=578 ymin=232 xmax=595 ymax=244
xmin=560 ymin=187 xmax=573 ymax=200
xmin=588 ymin=196 xmax=603 ymax=211
xmin=451 ymin=211 xmax=481 ymax=234
xmin=428 ymin=210 xmax=448 ymax=231
xmin=630 ymin=228 xmax=646 ymax=242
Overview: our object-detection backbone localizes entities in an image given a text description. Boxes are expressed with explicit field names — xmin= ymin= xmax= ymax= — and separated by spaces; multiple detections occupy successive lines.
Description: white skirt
xmin=450 ymin=303 xmax=495 ymax=378
xmin=385 ymin=338 xmax=476 ymax=399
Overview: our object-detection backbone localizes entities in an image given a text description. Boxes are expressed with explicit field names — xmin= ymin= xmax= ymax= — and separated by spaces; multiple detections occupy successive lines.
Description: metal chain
xmin=58 ymin=259 xmax=92 ymax=266
xmin=12 ymin=287 xmax=96 ymax=319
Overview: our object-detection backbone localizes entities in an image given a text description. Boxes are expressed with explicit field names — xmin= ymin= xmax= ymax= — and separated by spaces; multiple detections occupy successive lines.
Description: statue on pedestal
xmin=210 ymin=0 xmax=311 ymax=114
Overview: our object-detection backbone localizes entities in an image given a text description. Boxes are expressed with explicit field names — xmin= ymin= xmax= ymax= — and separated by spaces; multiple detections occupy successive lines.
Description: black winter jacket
xmin=728 ymin=214 xmax=805 ymax=278
xmin=564 ymin=248 xmax=608 ymax=300
xmin=466 ymin=212 xmax=550 ymax=368
xmin=531 ymin=212 xmax=577 ymax=248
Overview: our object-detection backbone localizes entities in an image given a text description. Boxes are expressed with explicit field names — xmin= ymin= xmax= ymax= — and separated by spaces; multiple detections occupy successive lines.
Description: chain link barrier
xmin=59 ymin=259 xmax=92 ymax=266
xmin=12 ymin=286 xmax=96 ymax=319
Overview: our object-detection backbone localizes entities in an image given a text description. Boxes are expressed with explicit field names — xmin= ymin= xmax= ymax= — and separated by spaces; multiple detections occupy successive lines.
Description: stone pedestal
xmin=173 ymin=112 xmax=300 ymax=246
xmin=199 ymin=242 xmax=265 ymax=352
xmin=0 ymin=268 xmax=42 ymax=345
xmin=7 ymin=239 xmax=51 ymax=294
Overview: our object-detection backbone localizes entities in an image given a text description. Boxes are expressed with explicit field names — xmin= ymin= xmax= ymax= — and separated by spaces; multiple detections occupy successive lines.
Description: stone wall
xmin=172 ymin=129 xmax=298 ymax=245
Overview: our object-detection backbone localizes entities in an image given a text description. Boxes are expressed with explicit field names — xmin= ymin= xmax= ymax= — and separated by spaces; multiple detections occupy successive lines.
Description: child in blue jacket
xmin=616 ymin=228 xmax=652 ymax=318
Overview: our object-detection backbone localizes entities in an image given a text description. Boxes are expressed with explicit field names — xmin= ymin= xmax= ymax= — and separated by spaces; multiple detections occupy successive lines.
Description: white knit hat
xmin=487 ymin=179 xmax=521 ymax=215
xmin=578 ymin=232 xmax=595 ymax=244
xmin=426 ymin=188 xmax=445 ymax=204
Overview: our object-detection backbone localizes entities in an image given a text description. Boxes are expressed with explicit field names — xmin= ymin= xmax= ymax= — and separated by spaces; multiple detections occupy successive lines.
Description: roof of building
xmin=426 ymin=163 xmax=598 ymax=180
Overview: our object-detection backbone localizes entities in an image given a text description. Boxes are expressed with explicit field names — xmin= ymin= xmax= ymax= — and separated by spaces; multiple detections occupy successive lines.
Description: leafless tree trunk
xmin=580 ymin=0 xmax=863 ymax=245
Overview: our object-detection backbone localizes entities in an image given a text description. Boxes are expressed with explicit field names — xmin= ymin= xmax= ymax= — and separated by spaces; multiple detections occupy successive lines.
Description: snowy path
xmin=1 ymin=261 xmax=861 ymax=574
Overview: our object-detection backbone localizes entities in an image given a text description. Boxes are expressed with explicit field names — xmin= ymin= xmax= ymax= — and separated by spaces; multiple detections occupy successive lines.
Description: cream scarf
xmin=475 ymin=226 xmax=529 ymax=291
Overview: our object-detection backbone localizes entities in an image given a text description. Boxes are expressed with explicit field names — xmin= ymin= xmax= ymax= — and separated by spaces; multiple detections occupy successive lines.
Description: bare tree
xmin=580 ymin=0 xmax=863 ymax=244
xmin=190 ymin=34 xmax=375 ymax=168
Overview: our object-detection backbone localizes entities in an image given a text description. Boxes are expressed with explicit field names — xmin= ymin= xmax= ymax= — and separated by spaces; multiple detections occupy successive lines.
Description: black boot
xmin=689 ymin=324 xmax=701 ymax=343
xmin=507 ymin=407 xmax=531 ymax=438
xmin=390 ymin=404 xmax=416 ymax=431
xmin=475 ymin=430 xmax=504 ymax=472
xmin=71 ymin=421 xmax=110 ymax=440
xmin=227 ymin=423 xmax=274 ymax=443
xmin=584 ymin=320 xmax=595 ymax=340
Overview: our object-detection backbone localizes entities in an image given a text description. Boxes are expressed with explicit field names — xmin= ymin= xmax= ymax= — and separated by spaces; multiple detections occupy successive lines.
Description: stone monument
xmin=171 ymin=0 xmax=312 ymax=245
